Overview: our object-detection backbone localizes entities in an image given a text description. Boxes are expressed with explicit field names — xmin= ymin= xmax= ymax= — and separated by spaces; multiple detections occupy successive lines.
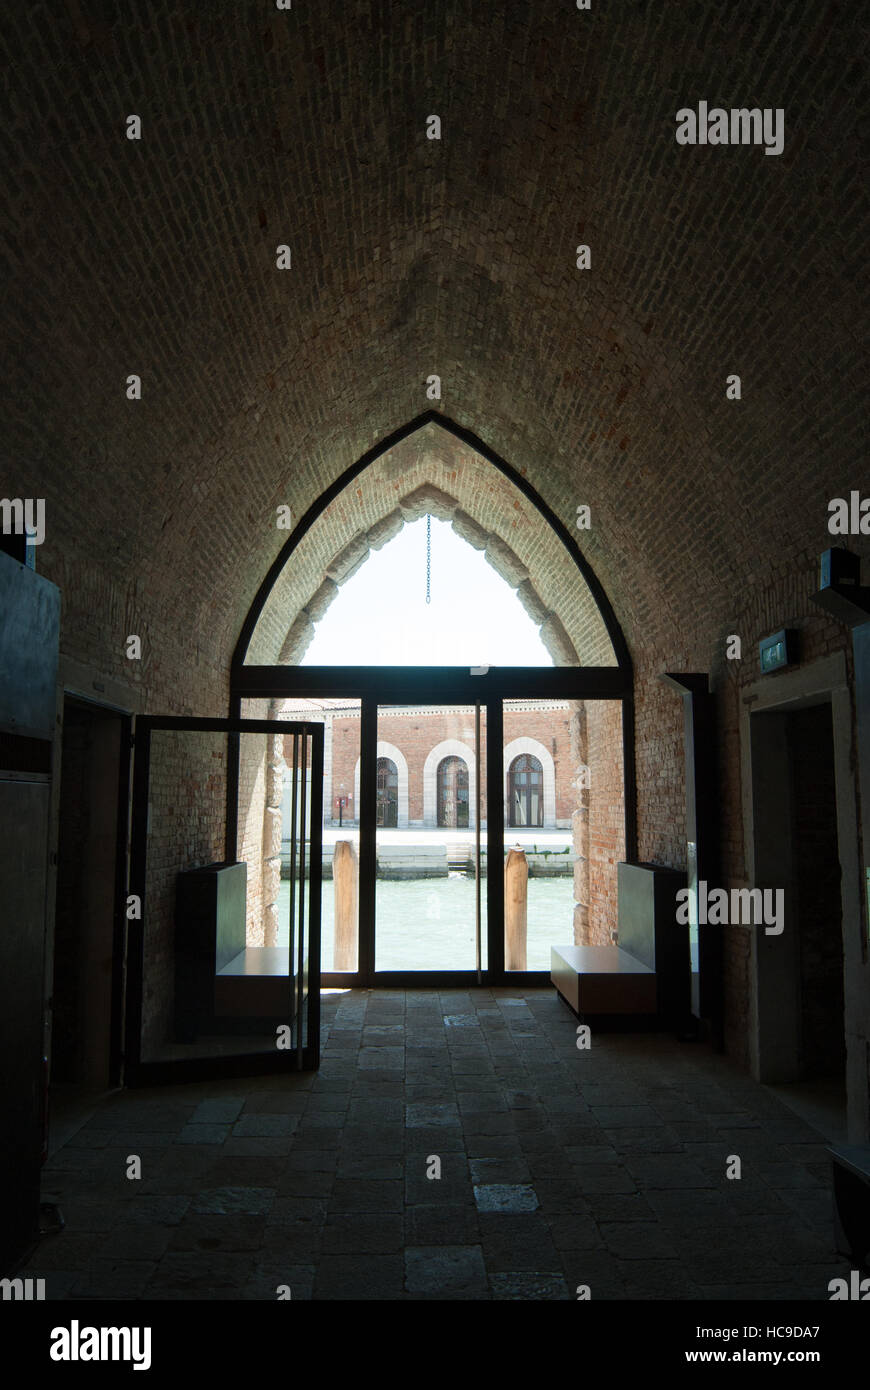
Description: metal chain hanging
xmin=425 ymin=513 xmax=431 ymax=604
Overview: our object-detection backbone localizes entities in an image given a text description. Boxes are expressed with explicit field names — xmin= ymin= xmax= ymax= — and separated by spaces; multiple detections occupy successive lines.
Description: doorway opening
xmin=377 ymin=757 xmax=399 ymax=827
xmin=508 ymin=753 xmax=544 ymax=828
xmin=751 ymin=698 xmax=847 ymax=1139
xmin=231 ymin=413 xmax=636 ymax=990
xmin=51 ymin=698 xmax=129 ymax=1099
xmin=437 ymin=756 xmax=469 ymax=830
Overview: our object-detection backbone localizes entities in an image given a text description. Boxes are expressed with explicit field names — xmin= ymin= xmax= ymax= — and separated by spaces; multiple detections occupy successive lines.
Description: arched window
xmin=376 ymin=757 xmax=398 ymax=828
xmin=508 ymin=753 xmax=543 ymax=828
xmin=437 ymin=756 xmax=469 ymax=829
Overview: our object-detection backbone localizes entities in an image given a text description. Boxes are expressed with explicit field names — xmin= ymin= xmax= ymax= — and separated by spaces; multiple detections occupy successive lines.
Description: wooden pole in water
xmin=333 ymin=839 xmax=358 ymax=972
xmin=505 ymin=846 xmax=528 ymax=971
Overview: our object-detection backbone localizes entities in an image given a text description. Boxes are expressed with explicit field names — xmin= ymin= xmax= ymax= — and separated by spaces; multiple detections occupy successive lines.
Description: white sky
xmin=302 ymin=516 xmax=552 ymax=666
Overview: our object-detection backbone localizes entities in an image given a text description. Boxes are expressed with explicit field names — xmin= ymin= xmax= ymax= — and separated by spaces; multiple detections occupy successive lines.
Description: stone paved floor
xmin=23 ymin=989 xmax=850 ymax=1300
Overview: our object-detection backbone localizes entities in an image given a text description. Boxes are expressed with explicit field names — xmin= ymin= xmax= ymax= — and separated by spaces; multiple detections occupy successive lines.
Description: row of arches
xmin=350 ymin=739 xmax=555 ymax=830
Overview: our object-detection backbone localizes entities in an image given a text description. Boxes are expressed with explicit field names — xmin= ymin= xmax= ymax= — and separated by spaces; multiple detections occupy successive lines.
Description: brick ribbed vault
xmin=2 ymin=0 xmax=865 ymax=723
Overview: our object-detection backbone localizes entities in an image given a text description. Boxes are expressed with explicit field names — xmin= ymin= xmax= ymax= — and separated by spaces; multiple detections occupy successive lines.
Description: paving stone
xmin=223 ymin=1136 xmax=295 ymax=1157
xmin=559 ymin=1250 xmax=627 ymax=1299
xmin=405 ymin=1155 xmax=472 ymax=1203
xmin=582 ymin=1192 xmax=658 ymax=1223
xmin=191 ymin=1186 xmax=275 ymax=1215
xmin=321 ymin=1214 xmax=404 ymax=1254
xmin=643 ymin=1189 xmax=732 ymax=1228
xmin=315 ymin=1255 xmax=404 ymax=1300
xmin=470 ymin=1156 xmax=532 ymax=1184
xmin=490 ymin=1272 xmax=571 ymax=1300
xmin=473 ymin=1183 xmax=539 ymax=1213
xmin=347 ymin=1099 xmax=405 ymax=1122
xmin=241 ymin=1092 xmax=309 ymax=1114
xmin=232 ymin=1114 xmax=299 ymax=1138
xmin=170 ymin=1214 xmax=266 ymax=1253
xmin=624 ymin=1155 xmax=712 ymax=1190
xmin=277 ymin=1171 xmax=336 ymax=1199
xmin=330 ymin=1179 xmax=405 ymax=1213
xmin=145 ymin=1251 xmax=255 ymax=1299
xmin=191 ymin=1099 xmax=245 ymax=1124
xmin=406 ymin=1203 xmax=480 ymax=1246
xmin=69 ymin=1260 xmax=156 ymax=1299
xmin=205 ymin=1157 xmax=286 ymax=1189
xmin=339 ymin=1124 xmax=405 ymax=1155
xmin=405 ymin=1126 xmax=468 ymax=1153
xmin=479 ymin=1215 xmax=560 ymax=1270
xmin=599 ymin=1221 xmax=681 ymax=1260
xmin=406 ymin=1102 xmax=461 ymax=1128
xmin=405 ymin=1245 xmax=488 ymax=1293
xmin=242 ymin=1262 xmax=316 ymax=1301
xmin=545 ymin=1215 xmax=605 ymax=1252
xmin=459 ymin=1093 xmax=509 ymax=1115
xmin=24 ymin=1232 xmax=102 ymax=1270
xmin=336 ymin=1153 xmax=404 ymax=1180
xmin=358 ymin=1047 xmax=405 ymax=1069
xmin=619 ymin=1260 xmax=702 ymax=1299
xmin=176 ymin=1124 xmax=230 ymax=1146
xmin=98 ymin=1225 xmax=174 ymax=1261
xmin=461 ymin=1112 xmax=517 ymax=1135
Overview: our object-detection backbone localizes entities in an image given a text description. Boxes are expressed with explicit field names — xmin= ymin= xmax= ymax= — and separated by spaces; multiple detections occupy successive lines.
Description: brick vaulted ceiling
xmin=1 ymin=1 xmax=867 ymax=711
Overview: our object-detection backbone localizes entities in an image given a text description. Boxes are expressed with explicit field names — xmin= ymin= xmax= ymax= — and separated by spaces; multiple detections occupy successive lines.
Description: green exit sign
xmin=759 ymin=629 xmax=795 ymax=675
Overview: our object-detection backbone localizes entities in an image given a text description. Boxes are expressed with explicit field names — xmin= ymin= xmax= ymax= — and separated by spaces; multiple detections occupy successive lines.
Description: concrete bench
xmin=829 ymin=1145 xmax=870 ymax=1269
xmin=550 ymin=861 xmax=689 ymax=1026
xmin=215 ymin=946 xmax=292 ymax=1017
xmin=551 ymin=944 xmax=656 ymax=1015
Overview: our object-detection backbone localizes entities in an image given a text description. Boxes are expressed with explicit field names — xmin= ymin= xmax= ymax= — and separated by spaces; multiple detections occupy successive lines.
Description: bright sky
xmin=302 ymin=516 xmax=552 ymax=666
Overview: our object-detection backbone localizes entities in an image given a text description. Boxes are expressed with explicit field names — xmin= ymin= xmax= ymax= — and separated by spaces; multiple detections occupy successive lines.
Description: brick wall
xmin=587 ymin=700 xmax=625 ymax=947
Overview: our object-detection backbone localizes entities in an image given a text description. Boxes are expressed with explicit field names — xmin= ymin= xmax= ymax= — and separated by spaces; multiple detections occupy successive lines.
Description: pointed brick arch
xmin=233 ymin=415 xmax=629 ymax=679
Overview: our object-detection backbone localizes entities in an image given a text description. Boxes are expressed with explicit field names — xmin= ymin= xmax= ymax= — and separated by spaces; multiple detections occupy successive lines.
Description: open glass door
xmin=125 ymin=717 xmax=322 ymax=1084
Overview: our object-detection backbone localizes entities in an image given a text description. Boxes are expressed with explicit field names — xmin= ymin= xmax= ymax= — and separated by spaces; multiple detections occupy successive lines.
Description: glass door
xmin=372 ymin=702 xmax=486 ymax=978
xmin=125 ymin=717 xmax=322 ymax=1083
xmin=501 ymin=697 xmax=625 ymax=972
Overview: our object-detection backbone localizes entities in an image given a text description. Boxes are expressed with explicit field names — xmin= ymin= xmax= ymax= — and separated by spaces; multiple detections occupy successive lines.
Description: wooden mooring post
xmin=505 ymin=846 xmax=528 ymax=971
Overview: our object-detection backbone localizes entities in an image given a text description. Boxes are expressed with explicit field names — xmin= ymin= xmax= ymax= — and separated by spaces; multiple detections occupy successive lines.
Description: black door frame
xmin=232 ymin=669 xmax=632 ymax=988
xmin=125 ymin=715 xmax=322 ymax=1085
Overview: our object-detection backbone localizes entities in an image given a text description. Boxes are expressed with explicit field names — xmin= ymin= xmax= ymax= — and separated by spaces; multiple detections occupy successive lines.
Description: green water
xmin=277 ymin=874 xmax=575 ymax=971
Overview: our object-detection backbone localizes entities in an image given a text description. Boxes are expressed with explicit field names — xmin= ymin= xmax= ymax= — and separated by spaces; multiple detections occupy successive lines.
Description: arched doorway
xmin=376 ymin=756 xmax=398 ymax=827
xmin=437 ymin=755 xmax=469 ymax=829
xmin=229 ymin=412 xmax=635 ymax=989
xmin=508 ymin=753 xmax=543 ymax=828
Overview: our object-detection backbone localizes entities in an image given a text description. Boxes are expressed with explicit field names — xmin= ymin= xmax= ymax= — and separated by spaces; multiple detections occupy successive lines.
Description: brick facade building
xmin=324 ymin=702 xmax=574 ymax=829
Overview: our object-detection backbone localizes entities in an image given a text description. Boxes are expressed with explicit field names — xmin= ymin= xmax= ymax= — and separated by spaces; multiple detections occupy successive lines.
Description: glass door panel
xmin=127 ymin=718 xmax=322 ymax=1082
xmin=246 ymin=697 xmax=362 ymax=979
xmin=374 ymin=703 xmax=486 ymax=973
xmin=502 ymin=698 xmax=624 ymax=971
